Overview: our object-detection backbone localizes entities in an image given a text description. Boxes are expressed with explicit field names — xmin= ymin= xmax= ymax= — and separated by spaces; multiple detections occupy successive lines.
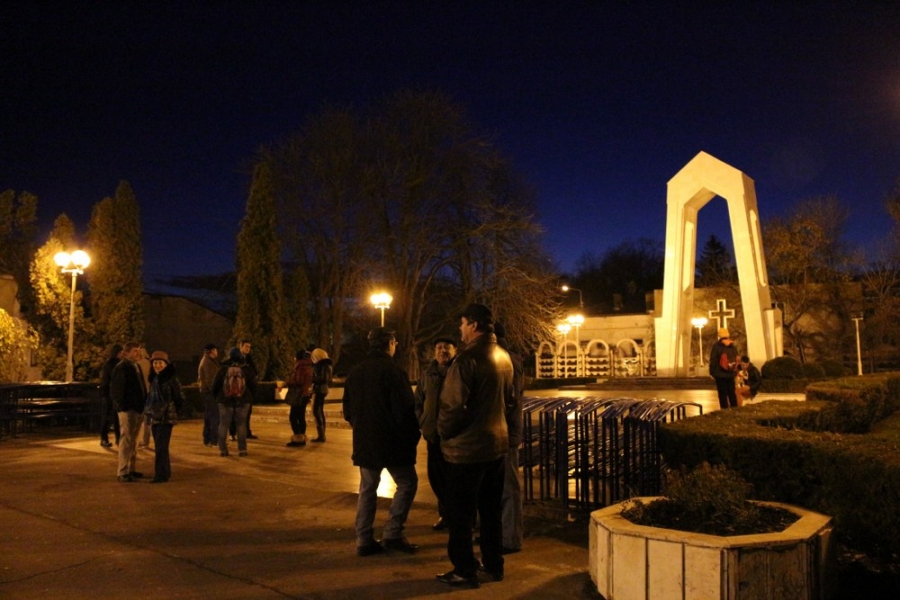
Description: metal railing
xmin=521 ymin=396 xmax=702 ymax=510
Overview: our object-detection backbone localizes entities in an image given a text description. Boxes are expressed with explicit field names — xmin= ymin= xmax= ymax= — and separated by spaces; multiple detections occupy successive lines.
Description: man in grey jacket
xmin=436 ymin=304 xmax=515 ymax=588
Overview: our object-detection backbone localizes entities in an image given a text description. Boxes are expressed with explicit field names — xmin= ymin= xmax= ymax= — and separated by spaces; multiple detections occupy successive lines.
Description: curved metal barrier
xmin=521 ymin=396 xmax=703 ymax=510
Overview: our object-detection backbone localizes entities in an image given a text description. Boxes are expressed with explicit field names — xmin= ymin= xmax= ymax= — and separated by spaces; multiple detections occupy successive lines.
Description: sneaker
xmin=117 ymin=474 xmax=134 ymax=483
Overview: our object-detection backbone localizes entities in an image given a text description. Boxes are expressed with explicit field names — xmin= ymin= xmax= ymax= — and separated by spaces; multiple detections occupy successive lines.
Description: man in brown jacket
xmin=436 ymin=304 xmax=515 ymax=588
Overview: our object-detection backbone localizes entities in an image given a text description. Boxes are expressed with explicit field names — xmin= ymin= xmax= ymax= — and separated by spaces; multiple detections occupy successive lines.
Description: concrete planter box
xmin=590 ymin=497 xmax=832 ymax=600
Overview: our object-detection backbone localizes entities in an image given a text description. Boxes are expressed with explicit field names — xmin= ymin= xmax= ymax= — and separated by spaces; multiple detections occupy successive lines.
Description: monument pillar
xmin=654 ymin=151 xmax=782 ymax=377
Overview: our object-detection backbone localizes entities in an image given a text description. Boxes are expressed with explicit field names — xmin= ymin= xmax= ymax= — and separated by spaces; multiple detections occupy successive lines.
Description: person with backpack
xmin=709 ymin=327 xmax=739 ymax=409
xmin=310 ymin=348 xmax=333 ymax=443
xmin=144 ymin=350 xmax=185 ymax=483
xmin=212 ymin=347 xmax=255 ymax=457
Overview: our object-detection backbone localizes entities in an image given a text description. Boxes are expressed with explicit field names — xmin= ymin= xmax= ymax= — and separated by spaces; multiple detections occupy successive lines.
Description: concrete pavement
xmin=0 ymin=408 xmax=599 ymax=600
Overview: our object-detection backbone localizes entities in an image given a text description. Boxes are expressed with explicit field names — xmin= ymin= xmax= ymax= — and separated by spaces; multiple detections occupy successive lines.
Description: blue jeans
xmin=355 ymin=464 xmax=418 ymax=546
xmin=151 ymin=423 xmax=174 ymax=480
xmin=218 ymin=403 xmax=249 ymax=453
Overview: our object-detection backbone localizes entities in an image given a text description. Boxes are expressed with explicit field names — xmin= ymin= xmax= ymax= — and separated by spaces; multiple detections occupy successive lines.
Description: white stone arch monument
xmin=654 ymin=151 xmax=782 ymax=377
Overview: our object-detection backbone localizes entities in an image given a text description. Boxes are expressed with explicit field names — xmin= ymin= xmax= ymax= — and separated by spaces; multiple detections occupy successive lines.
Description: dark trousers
xmin=100 ymin=397 xmax=120 ymax=444
xmin=202 ymin=393 xmax=219 ymax=445
xmin=289 ymin=396 xmax=311 ymax=435
xmin=151 ymin=423 xmax=174 ymax=480
xmin=715 ymin=376 xmax=738 ymax=409
xmin=426 ymin=440 xmax=448 ymax=518
xmin=312 ymin=393 xmax=326 ymax=439
xmin=444 ymin=457 xmax=505 ymax=577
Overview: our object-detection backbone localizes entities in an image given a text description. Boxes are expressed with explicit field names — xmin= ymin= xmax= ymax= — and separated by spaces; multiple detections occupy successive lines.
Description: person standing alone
xmin=709 ymin=327 xmax=739 ymax=409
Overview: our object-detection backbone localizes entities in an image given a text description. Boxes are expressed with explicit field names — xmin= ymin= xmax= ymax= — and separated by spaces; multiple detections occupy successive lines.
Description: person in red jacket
xmin=285 ymin=350 xmax=314 ymax=447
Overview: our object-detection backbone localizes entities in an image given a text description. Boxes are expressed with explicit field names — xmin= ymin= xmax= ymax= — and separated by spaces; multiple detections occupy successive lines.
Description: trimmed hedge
xmin=658 ymin=373 xmax=900 ymax=559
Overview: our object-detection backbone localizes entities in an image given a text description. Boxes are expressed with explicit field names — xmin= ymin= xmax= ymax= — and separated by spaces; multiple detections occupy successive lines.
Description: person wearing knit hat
xmin=709 ymin=326 xmax=739 ymax=409
xmin=146 ymin=349 xmax=185 ymax=483
xmin=309 ymin=348 xmax=333 ymax=442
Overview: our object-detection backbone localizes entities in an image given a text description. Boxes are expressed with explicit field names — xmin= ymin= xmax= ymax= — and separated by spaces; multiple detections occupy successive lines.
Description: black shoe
xmin=478 ymin=564 xmax=505 ymax=581
xmin=129 ymin=471 xmax=144 ymax=478
xmin=500 ymin=546 xmax=521 ymax=555
xmin=286 ymin=441 xmax=306 ymax=447
xmin=381 ymin=537 xmax=418 ymax=554
xmin=357 ymin=542 xmax=385 ymax=557
xmin=432 ymin=517 xmax=448 ymax=531
xmin=311 ymin=437 xmax=325 ymax=443
xmin=100 ymin=440 xmax=112 ymax=448
xmin=247 ymin=434 xmax=258 ymax=440
xmin=150 ymin=477 xmax=167 ymax=484
xmin=117 ymin=475 xmax=134 ymax=483
xmin=436 ymin=570 xmax=479 ymax=588
xmin=220 ymin=451 xmax=229 ymax=457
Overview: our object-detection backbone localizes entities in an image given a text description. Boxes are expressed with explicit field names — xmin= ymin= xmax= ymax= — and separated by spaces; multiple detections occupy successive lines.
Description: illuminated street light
xmin=566 ymin=314 xmax=584 ymax=376
xmin=54 ymin=250 xmax=91 ymax=382
xmin=370 ymin=292 xmax=392 ymax=327
xmin=852 ymin=313 xmax=864 ymax=376
xmin=690 ymin=317 xmax=708 ymax=368
xmin=557 ymin=322 xmax=572 ymax=378
xmin=560 ymin=284 xmax=583 ymax=309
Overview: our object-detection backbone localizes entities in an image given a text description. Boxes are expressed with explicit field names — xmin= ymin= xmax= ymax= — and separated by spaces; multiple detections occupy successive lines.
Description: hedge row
xmin=658 ymin=374 xmax=900 ymax=559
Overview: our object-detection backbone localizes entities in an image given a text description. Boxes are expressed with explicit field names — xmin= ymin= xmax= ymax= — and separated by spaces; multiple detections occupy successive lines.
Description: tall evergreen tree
xmin=0 ymin=189 xmax=39 ymax=313
xmin=695 ymin=235 xmax=736 ymax=287
xmin=87 ymin=180 xmax=145 ymax=348
xmin=29 ymin=214 xmax=94 ymax=380
xmin=234 ymin=162 xmax=290 ymax=380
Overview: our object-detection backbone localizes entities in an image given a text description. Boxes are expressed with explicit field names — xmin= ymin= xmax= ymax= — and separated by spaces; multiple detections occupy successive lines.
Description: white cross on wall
xmin=708 ymin=298 xmax=735 ymax=331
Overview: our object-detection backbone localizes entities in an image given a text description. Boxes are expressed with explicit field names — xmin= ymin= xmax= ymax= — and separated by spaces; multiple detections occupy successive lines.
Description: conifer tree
xmin=87 ymin=180 xmax=145 ymax=348
xmin=0 ymin=189 xmax=39 ymax=313
xmin=234 ymin=162 xmax=291 ymax=380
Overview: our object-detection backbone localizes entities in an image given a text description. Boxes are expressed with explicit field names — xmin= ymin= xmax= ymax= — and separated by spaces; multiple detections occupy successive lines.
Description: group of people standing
xmin=283 ymin=347 xmax=333 ymax=446
xmin=102 ymin=341 xmax=184 ymax=483
xmin=342 ymin=303 xmax=524 ymax=588
xmin=709 ymin=327 xmax=762 ymax=409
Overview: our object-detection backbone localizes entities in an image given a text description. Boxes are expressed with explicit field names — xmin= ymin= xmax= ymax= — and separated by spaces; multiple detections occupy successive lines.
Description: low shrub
xmin=762 ymin=356 xmax=804 ymax=379
xmin=818 ymin=359 xmax=849 ymax=378
xmin=803 ymin=362 xmax=826 ymax=380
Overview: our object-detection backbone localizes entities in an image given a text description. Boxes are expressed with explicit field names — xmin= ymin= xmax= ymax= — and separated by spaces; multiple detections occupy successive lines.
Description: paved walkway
xmin=0 ymin=390 xmax=808 ymax=599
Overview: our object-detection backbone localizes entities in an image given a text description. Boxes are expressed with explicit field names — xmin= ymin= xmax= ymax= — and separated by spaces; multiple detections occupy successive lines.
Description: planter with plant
xmin=589 ymin=463 xmax=833 ymax=600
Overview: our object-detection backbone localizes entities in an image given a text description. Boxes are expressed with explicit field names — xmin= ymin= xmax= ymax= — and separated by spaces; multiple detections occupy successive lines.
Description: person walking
xmin=110 ymin=342 xmax=147 ymax=482
xmin=238 ymin=339 xmax=259 ymax=439
xmin=310 ymin=348 xmax=333 ymax=442
xmin=198 ymin=343 xmax=220 ymax=447
xmin=213 ymin=347 xmax=255 ymax=457
xmin=98 ymin=343 xmax=123 ymax=448
xmin=709 ymin=327 xmax=740 ymax=409
xmin=414 ymin=336 xmax=457 ymax=531
xmin=436 ymin=304 xmax=515 ymax=588
xmin=343 ymin=328 xmax=421 ymax=557
xmin=144 ymin=350 xmax=184 ymax=483
xmin=285 ymin=350 xmax=314 ymax=447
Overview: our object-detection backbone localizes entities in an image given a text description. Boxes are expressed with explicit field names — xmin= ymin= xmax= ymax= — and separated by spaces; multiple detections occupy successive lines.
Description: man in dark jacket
xmin=436 ymin=304 xmax=515 ymax=588
xmin=709 ymin=327 xmax=739 ymax=409
xmin=414 ymin=336 xmax=458 ymax=531
xmin=110 ymin=341 xmax=148 ymax=482
xmin=343 ymin=327 xmax=421 ymax=557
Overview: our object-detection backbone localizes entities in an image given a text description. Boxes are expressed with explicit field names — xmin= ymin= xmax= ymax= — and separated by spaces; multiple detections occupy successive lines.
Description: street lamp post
xmin=557 ymin=322 xmax=571 ymax=378
xmin=852 ymin=314 xmax=864 ymax=376
xmin=370 ymin=292 xmax=392 ymax=327
xmin=560 ymin=285 xmax=584 ymax=309
xmin=566 ymin=313 xmax=584 ymax=376
xmin=690 ymin=317 xmax=708 ymax=368
xmin=54 ymin=250 xmax=91 ymax=383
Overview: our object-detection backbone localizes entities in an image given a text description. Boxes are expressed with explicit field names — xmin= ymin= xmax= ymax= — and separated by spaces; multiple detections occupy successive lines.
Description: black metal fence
xmin=521 ymin=396 xmax=702 ymax=510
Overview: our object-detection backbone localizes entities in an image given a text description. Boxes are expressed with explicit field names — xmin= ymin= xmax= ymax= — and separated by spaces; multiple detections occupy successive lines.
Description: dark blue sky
xmin=3 ymin=2 xmax=899 ymax=288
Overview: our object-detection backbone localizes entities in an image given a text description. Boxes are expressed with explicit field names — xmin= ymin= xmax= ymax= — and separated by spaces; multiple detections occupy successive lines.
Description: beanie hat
xmin=718 ymin=327 xmax=730 ymax=339
xmin=310 ymin=348 xmax=329 ymax=363
xmin=228 ymin=347 xmax=243 ymax=362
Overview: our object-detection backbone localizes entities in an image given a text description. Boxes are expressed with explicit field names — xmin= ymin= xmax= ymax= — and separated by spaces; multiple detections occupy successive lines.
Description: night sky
xmin=3 ymin=2 xmax=899 ymax=289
